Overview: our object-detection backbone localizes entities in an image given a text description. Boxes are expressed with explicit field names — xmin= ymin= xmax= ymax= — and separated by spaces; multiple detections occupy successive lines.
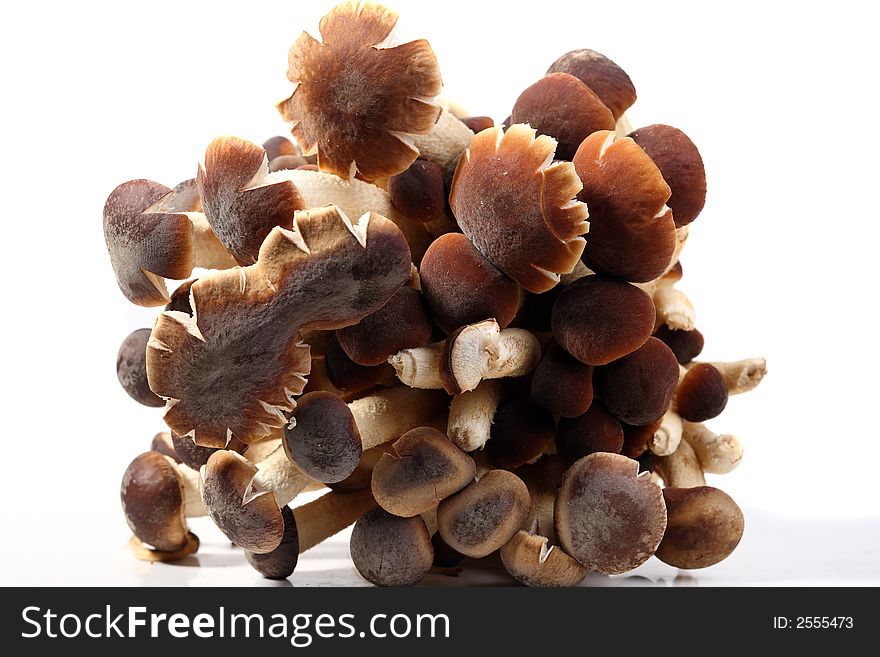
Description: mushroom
xmin=556 ymin=402 xmax=624 ymax=463
xmin=675 ymin=363 xmax=729 ymax=422
xmin=336 ymin=286 xmax=433 ymax=366
xmin=646 ymin=437 xmax=707 ymax=488
xmin=487 ymin=400 xmax=556 ymax=469
xmin=117 ymin=328 xmax=164 ymax=407
xmin=150 ymin=432 xmax=177 ymax=460
xmin=555 ymin=452 xmax=667 ymax=574
xmin=655 ymin=325 xmax=704 ymax=364
xmin=350 ymin=507 xmax=434 ymax=586
xmin=387 ymin=159 xmax=446 ymax=223
xmin=371 ymin=427 xmax=476 ymax=517
xmin=551 ymin=274 xmax=656 ymax=366
xmin=500 ymin=531 xmax=588 ymax=587
xmin=263 ymin=135 xmax=301 ymax=162
xmin=410 ymin=108 xmax=475 ymax=171
xmin=691 ymin=358 xmax=767 ymax=395
xmin=516 ymin=455 xmax=567 ymax=542
xmin=593 ymin=337 xmax=680 ymax=426
xmin=652 ymin=264 xmax=695 ymax=331
xmin=573 ymin=130 xmax=676 ymax=283
xmin=171 ymin=432 xmax=237 ymax=470
xmin=323 ymin=333 xmax=385 ymax=393
xmin=547 ymin=49 xmax=637 ymax=121
xmin=388 ymin=320 xmax=541 ymax=394
xmin=682 ymin=422 xmax=744 ymax=474
xmin=655 ymin=486 xmax=744 ymax=569
xmin=294 ymin=488 xmax=377 ymax=553
xmin=647 ymin=409 xmax=683 ymax=456
xmin=419 ymin=233 xmax=521 ymax=334
xmin=629 ymin=125 xmax=706 ymax=227
xmin=510 ymin=72 xmax=615 ymax=161
xmin=460 ymin=116 xmax=494 ymax=133
xmin=621 ymin=417 xmax=663 ymax=458
xmin=446 ymin=380 xmax=504 ymax=452
xmin=245 ymin=505 xmax=299 ymax=579
xmin=449 ymin=123 xmax=589 ymax=293
xmin=530 ymin=345 xmax=594 ymax=418
xmin=146 ymin=204 xmax=412 ymax=448
xmin=277 ymin=1 xmax=442 ymax=180
xmin=437 ymin=469 xmax=531 ymax=558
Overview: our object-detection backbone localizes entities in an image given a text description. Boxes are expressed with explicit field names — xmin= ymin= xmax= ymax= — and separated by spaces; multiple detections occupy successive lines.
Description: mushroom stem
xmin=682 ymin=421 xmax=744 ymax=474
xmin=187 ymin=213 xmax=238 ymax=269
xmin=421 ymin=508 xmax=439 ymax=536
xmin=174 ymin=461 xmax=207 ymax=517
xmin=251 ymin=447 xmax=314 ymax=507
xmin=447 ymin=380 xmax=504 ymax=452
xmin=349 ymin=387 xmax=449 ymax=451
xmin=648 ymin=409 xmax=683 ymax=456
xmin=653 ymin=277 xmax=695 ymax=331
xmin=410 ymin=109 xmax=475 ymax=171
xmin=614 ymin=112 xmax=633 ymax=137
xmin=518 ymin=457 xmax=566 ymax=544
xmin=650 ymin=437 xmax=706 ymax=487
xmin=293 ymin=488 xmax=377 ymax=553
xmin=692 ymin=358 xmax=767 ymax=395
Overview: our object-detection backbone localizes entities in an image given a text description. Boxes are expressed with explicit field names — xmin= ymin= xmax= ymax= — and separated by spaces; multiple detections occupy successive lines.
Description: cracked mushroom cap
xmin=552 ymin=274 xmax=656 ymax=366
xmin=546 ymin=49 xmax=636 ymax=121
xmin=555 ymin=452 xmax=667 ymax=574
xmin=437 ymin=469 xmax=531 ymax=558
xmin=103 ymin=179 xmax=194 ymax=306
xmin=531 ymin=345 xmax=594 ymax=418
xmin=556 ymin=402 xmax=624 ymax=463
xmin=656 ymin=486 xmax=744 ymax=569
xmin=371 ymin=427 xmax=476 ymax=517
xmin=146 ymin=204 xmax=411 ymax=448
xmin=277 ymin=1 xmax=442 ymax=180
xmin=501 ymin=530 xmax=588 ymax=587
xmin=419 ymin=233 xmax=521 ymax=334
xmin=629 ymin=125 xmax=706 ymax=227
xmin=283 ymin=391 xmax=362 ymax=484
xmin=197 ymin=136 xmax=306 ymax=265
xmin=121 ymin=452 xmax=191 ymax=552
xmin=117 ymin=328 xmax=164 ymax=407
xmin=511 ymin=72 xmax=615 ymax=161
xmin=573 ymin=131 xmax=676 ymax=283
xmin=449 ymin=124 xmax=589 ymax=293
xmin=245 ymin=505 xmax=300 ymax=579
xmin=594 ymin=337 xmax=680 ymax=426
xmin=350 ymin=507 xmax=434 ymax=586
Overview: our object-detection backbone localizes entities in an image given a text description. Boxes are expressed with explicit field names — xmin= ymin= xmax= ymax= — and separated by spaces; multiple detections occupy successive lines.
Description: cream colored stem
xmin=187 ymin=212 xmax=238 ymax=270
xmin=252 ymin=447 xmax=312 ymax=506
xmin=447 ymin=380 xmax=504 ymax=452
xmin=411 ymin=109 xmax=474 ymax=171
xmin=649 ymin=410 xmax=683 ymax=456
xmin=175 ymin=462 xmax=207 ymax=517
xmin=652 ymin=438 xmax=706 ymax=488
xmin=654 ymin=278 xmax=695 ymax=331
xmin=614 ymin=113 xmax=634 ymax=138
xmin=294 ymin=489 xmax=376 ymax=553
xmin=692 ymin=358 xmax=767 ymax=395
xmin=421 ymin=508 xmax=439 ymax=537
xmin=387 ymin=341 xmax=445 ymax=389
xmin=349 ymin=387 xmax=449 ymax=451
xmin=682 ymin=422 xmax=743 ymax=474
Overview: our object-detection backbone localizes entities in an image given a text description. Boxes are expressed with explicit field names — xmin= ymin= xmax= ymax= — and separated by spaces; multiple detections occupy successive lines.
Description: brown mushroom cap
xmin=654 ymin=325 xmax=704 ymax=364
xmin=269 ymin=154 xmax=308 ymax=172
xmin=350 ymin=507 xmax=433 ymax=586
xmin=546 ymin=49 xmax=636 ymax=121
xmin=323 ymin=333 xmax=384 ymax=391
xmin=283 ymin=391 xmax=362 ymax=484
xmin=501 ymin=530 xmax=588 ymax=587
xmin=676 ymin=364 xmax=729 ymax=422
xmin=372 ymin=427 xmax=476 ymax=517
xmin=387 ymin=159 xmax=446 ymax=223
xmin=121 ymin=452 xmax=189 ymax=552
xmin=621 ymin=417 xmax=663 ymax=458
xmin=487 ymin=400 xmax=556 ymax=469
xmin=419 ymin=233 xmax=521 ymax=334
xmin=150 ymin=432 xmax=178 ymax=460
xmin=530 ymin=345 xmax=594 ymax=418
xmin=511 ymin=72 xmax=615 ymax=161
xmin=147 ymin=205 xmax=411 ymax=448
xmin=555 ymin=452 xmax=667 ymax=574
xmin=594 ymin=337 xmax=680 ymax=426
xmin=556 ymin=403 xmax=624 ymax=463
xmin=573 ymin=131 xmax=676 ymax=283
xmin=277 ymin=2 xmax=441 ymax=180
xmin=197 ymin=136 xmax=306 ymax=265
xmin=437 ymin=469 xmax=531 ymax=558
xmin=117 ymin=328 xmax=164 ymax=407
xmin=336 ymin=285 xmax=433 ymax=366
xmin=263 ymin=135 xmax=300 ymax=162
xmin=171 ymin=433 xmax=222 ymax=470
xmin=656 ymin=486 xmax=744 ymax=569
xmin=629 ymin=125 xmax=706 ymax=227
xmin=245 ymin=504 xmax=300 ymax=579
xmin=460 ymin=116 xmax=494 ymax=133
xmin=103 ymin=179 xmax=194 ymax=307
xmin=201 ymin=450 xmax=285 ymax=553
xmin=449 ymin=124 xmax=589 ymax=293
xmin=552 ymin=274 xmax=656 ymax=366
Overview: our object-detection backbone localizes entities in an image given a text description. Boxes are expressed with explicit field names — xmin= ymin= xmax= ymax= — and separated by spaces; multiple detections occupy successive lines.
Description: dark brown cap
xmin=621 ymin=417 xmax=663 ymax=458
xmin=654 ymin=325 xmax=704 ymax=364
xmin=117 ymin=328 xmax=164 ymax=407
xmin=530 ymin=344 xmax=594 ymax=418
xmin=675 ymin=363 xmax=728 ymax=422
xmin=487 ymin=400 xmax=556 ymax=468
xmin=350 ymin=507 xmax=433 ymax=586
xmin=547 ymin=49 xmax=636 ymax=121
xmin=556 ymin=402 xmax=624 ymax=463
xmin=500 ymin=530 xmax=588 ymax=587
xmin=269 ymin=154 xmax=308 ymax=172
xmin=263 ymin=135 xmax=301 ymax=162
xmin=387 ymin=159 xmax=447 ymax=223
xmin=323 ymin=334 xmax=384 ymax=392
xmin=150 ymin=432 xmax=178 ymax=460
xmin=460 ymin=116 xmax=494 ymax=133
xmin=121 ymin=452 xmax=190 ymax=552
xmin=245 ymin=505 xmax=300 ymax=579
xmin=171 ymin=433 xmax=222 ymax=470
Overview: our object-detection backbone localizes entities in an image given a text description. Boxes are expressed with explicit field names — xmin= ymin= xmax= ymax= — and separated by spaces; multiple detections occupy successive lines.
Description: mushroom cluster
xmin=108 ymin=1 xmax=765 ymax=586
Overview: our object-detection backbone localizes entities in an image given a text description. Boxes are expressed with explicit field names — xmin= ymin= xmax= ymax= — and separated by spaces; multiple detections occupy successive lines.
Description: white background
xmin=0 ymin=0 xmax=878 ymax=585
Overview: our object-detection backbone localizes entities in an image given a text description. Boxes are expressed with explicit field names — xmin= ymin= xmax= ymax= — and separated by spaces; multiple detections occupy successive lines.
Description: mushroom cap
xmin=277 ymin=1 xmax=442 ymax=180
xmin=460 ymin=116 xmax=494 ymax=133
xmin=487 ymin=400 xmax=556 ymax=469
xmin=120 ymin=452 xmax=188 ymax=552
xmin=594 ymin=337 xmax=680 ymax=426
xmin=546 ymin=49 xmax=637 ymax=121
xmin=336 ymin=285 xmax=433 ymax=366
xmin=117 ymin=328 xmax=164 ymax=407
xmin=419 ymin=233 xmax=521 ymax=334
xmin=197 ymin=135 xmax=306 ymax=265
xmin=263 ymin=135 xmax=301 ymax=162
xmin=387 ymin=159 xmax=446 ymax=223
xmin=555 ymin=452 xmax=667 ymax=574
xmin=150 ymin=432 xmax=178 ymax=460
xmin=621 ymin=417 xmax=663 ymax=458
xmin=437 ymin=469 xmax=531 ymax=558
xmin=552 ymin=274 xmax=656 ymax=366
xmin=201 ymin=450 xmax=285 ymax=553
xmin=269 ymin=154 xmax=308 ymax=172
xmin=372 ymin=427 xmax=476 ymax=517
xmin=449 ymin=124 xmax=589 ymax=293
xmin=573 ymin=131 xmax=676 ymax=283
xmin=511 ymin=72 xmax=615 ymax=161
xmin=656 ymin=486 xmax=744 ymax=569
xmin=171 ymin=433 xmax=222 ymax=470
xmin=556 ymin=402 xmax=624 ymax=463
xmin=654 ymin=325 xmax=704 ymax=364
xmin=103 ymin=179 xmax=194 ymax=307
xmin=531 ymin=344 xmax=594 ymax=418
xmin=676 ymin=363 xmax=729 ymax=422
xmin=147 ymin=205 xmax=411 ymax=448
xmin=283 ymin=391 xmax=362 ymax=483
xmin=500 ymin=530 xmax=588 ymax=587
xmin=323 ymin=333 xmax=384 ymax=391
xmin=245 ymin=505 xmax=300 ymax=579
xmin=629 ymin=124 xmax=706 ymax=227
xmin=350 ymin=507 xmax=433 ymax=586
